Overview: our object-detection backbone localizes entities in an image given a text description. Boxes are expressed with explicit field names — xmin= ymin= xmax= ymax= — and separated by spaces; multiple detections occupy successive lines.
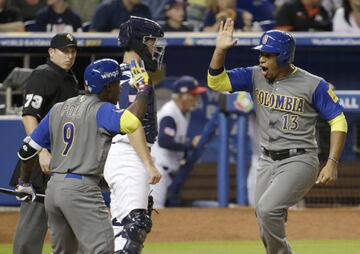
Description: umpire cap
xmin=50 ymin=33 xmax=78 ymax=49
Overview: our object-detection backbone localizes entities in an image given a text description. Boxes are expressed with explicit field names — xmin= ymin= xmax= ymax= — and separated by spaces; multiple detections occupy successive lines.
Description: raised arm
xmin=208 ymin=18 xmax=237 ymax=92
xmin=210 ymin=18 xmax=237 ymax=70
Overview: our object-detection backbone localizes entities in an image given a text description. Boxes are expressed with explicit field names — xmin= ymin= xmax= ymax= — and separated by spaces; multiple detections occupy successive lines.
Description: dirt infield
xmin=1 ymin=207 xmax=360 ymax=243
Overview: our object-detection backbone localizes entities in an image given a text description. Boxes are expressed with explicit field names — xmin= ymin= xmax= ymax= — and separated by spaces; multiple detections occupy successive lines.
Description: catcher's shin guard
xmin=114 ymin=209 xmax=152 ymax=254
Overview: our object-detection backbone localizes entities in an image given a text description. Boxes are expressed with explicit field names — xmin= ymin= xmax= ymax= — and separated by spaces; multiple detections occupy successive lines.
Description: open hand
xmin=215 ymin=18 xmax=237 ymax=51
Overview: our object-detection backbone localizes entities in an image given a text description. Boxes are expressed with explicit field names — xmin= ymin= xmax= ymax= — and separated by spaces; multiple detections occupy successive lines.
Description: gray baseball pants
xmin=45 ymin=173 xmax=114 ymax=254
xmin=13 ymin=201 xmax=47 ymax=254
xmin=255 ymin=151 xmax=319 ymax=254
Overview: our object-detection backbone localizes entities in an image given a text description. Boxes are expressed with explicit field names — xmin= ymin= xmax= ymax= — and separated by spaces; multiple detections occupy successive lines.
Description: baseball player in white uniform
xmin=103 ymin=17 xmax=164 ymax=254
xmin=150 ymin=76 xmax=207 ymax=208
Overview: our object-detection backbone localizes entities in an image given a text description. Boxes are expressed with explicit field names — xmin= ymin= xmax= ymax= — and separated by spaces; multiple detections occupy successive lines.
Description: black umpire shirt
xmin=10 ymin=59 xmax=79 ymax=194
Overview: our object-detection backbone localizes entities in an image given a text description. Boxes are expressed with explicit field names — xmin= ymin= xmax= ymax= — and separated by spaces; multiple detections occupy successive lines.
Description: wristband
xmin=138 ymin=84 xmax=152 ymax=94
xmin=18 ymin=179 xmax=31 ymax=187
xmin=328 ymin=156 xmax=339 ymax=164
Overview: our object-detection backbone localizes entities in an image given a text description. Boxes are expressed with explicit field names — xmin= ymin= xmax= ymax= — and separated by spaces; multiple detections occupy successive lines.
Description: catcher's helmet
xmin=118 ymin=16 xmax=166 ymax=72
xmin=84 ymin=58 xmax=121 ymax=94
xmin=253 ymin=30 xmax=296 ymax=67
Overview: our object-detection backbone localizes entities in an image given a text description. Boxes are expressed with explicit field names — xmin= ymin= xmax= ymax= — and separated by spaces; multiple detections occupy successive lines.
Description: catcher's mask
xmin=118 ymin=16 xmax=166 ymax=72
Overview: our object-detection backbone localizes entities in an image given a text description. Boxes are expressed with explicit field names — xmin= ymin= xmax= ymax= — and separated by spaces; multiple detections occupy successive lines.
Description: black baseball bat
xmin=0 ymin=187 xmax=45 ymax=202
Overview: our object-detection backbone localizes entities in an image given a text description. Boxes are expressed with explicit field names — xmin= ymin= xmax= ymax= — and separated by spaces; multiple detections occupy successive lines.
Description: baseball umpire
xmin=15 ymin=58 xmax=152 ymax=253
xmin=207 ymin=18 xmax=348 ymax=254
xmin=104 ymin=16 xmax=164 ymax=253
xmin=10 ymin=33 xmax=79 ymax=254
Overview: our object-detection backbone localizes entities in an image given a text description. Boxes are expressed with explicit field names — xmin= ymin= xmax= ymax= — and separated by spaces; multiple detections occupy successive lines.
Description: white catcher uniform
xmin=150 ymin=100 xmax=191 ymax=208
xmin=104 ymin=64 xmax=156 ymax=251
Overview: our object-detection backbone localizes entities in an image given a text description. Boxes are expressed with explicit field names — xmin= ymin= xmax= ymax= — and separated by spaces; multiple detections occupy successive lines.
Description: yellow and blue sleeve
xmin=312 ymin=80 xmax=344 ymax=121
xmin=96 ymin=103 xmax=141 ymax=134
xmin=328 ymin=113 xmax=348 ymax=133
xmin=207 ymin=66 xmax=254 ymax=92
xmin=119 ymin=109 xmax=141 ymax=133
xmin=207 ymin=67 xmax=233 ymax=92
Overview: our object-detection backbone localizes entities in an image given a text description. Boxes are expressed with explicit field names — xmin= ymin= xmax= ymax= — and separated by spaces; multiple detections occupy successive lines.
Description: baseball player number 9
xmin=62 ymin=122 xmax=75 ymax=156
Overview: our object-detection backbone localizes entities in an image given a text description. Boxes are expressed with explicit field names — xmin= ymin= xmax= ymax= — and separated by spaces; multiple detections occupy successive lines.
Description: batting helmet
xmin=84 ymin=58 xmax=121 ymax=94
xmin=253 ymin=30 xmax=296 ymax=67
xmin=118 ymin=16 xmax=166 ymax=72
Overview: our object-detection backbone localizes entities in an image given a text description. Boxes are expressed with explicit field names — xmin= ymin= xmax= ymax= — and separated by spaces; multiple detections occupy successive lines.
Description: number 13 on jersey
xmin=282 ymin=114 xmax=299 ymax=131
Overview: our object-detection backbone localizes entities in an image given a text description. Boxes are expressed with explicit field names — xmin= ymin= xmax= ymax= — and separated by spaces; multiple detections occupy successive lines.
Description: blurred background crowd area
xmin=0 ymin=0 xmax=359 ymax=34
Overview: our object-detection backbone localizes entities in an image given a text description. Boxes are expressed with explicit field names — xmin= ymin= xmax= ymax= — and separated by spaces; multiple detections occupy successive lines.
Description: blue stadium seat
xmin=24 ymin=20 xmax=38 ymax=32
xmin=82 ymin=22 xmax=91 ymax=32
xmin=259 ymin=20 xmax=275 ymax=31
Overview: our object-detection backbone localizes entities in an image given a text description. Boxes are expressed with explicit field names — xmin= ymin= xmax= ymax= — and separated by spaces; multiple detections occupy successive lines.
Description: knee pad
xmin=115 ymin=209 xmax=152 ymax=254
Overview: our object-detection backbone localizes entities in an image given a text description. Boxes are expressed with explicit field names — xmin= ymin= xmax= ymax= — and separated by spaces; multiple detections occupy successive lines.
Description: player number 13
xmin=282 ymin=114 xmax=299 ymax=131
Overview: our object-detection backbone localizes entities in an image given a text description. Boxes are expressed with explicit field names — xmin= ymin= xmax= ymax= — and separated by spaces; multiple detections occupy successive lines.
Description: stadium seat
xmin=82 ymin=22 xmax=91 ymax=32
xmin=24 ymin=20 xmax=38 ymax=32
xmin=259 ymin=20 xmax=275 ymax=31
xmin=2 ymin=67 xmax=33 ymax=114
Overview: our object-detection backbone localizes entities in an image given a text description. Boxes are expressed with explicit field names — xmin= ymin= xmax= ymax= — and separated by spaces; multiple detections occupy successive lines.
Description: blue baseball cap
xmin=173 ymin=76 xmax=207 ymax=95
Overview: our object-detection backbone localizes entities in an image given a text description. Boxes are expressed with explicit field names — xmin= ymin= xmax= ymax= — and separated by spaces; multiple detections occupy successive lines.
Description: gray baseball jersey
xmin=49 ymin=95 xmax=112 ymax=176
xmin=210 ymin=65 xmax=344 ymax=254
xmin=227 ymin=66 xmax=343 ymax=150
